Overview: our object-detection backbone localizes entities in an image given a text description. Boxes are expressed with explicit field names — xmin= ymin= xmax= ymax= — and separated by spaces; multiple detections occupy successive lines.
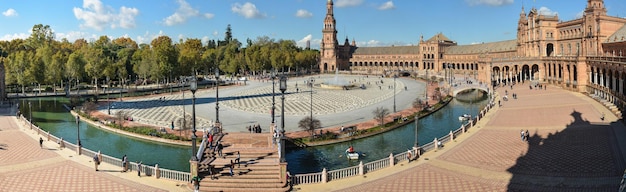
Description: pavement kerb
xmin=12 ymin=116 xmax=191 ymax=192
xmin=294 ymin=97 xmax=503 ymax=192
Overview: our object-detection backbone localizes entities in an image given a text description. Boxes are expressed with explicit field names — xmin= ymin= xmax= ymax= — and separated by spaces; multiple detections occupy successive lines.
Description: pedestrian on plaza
xmin=217 ymin=142 xmax=224 ymax=158
xmin=407 ymin=149 xmax=413 ymax=162
xmin=93 ymin=154 xmax=100 ymax=171
xmin=122 ymin=154 xmax=128 ymax=172
xmin=208 ymin=133 xmax=214 ymax=149
xmin=137 ymin=161 xmax=142 ymax=177
xmin=524 ymin=130 xmax=529 ymax=141
xmin=39 ymin=137 xmax=43 ymax=148
xmin=235 ymin=151 xmax=241 ymax=168
xmin=229 ymin=160 xmax=235 ymax=176
xmin=520 ymin=130 xmax=525 ymax=141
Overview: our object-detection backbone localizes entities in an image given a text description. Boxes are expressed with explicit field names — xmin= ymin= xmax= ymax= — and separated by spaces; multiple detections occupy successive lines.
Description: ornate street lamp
xmin=414 ymin=116 xmax=419 ymax=148
xmin=190 ymin=75 xmax=198 ymax=161
xmin=215 ymin=68 xmax=221 ymax=133
xmin=76 ymin=115 xmax=81 ymax=147
xmin=278 ymin=75 xmax=287 ymax=162
xmin=29 ymin=101 xmax=32 ymax=130
xmin=271 ymin=69 xmax=276 ymax=124
xmin=310 ymin=77 xmax=314 ymax=132
xmin=393 ymin=75 xmax=397 ymax=113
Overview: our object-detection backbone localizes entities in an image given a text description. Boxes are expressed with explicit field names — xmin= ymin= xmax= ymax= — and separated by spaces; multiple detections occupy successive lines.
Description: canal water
xmin=19 ymin=90 xmax=486 ymax=174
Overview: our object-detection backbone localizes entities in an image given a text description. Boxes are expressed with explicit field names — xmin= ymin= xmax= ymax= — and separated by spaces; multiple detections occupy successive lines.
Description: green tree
xmin=178 ymin=38 xmax=204 ymax=76
xmin=150 ymin=36 xmax=177 ymax=83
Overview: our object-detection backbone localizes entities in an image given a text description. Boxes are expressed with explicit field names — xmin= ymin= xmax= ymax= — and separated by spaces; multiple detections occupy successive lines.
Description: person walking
xmin=208 ymin=133 xmax=214 ymax=149
xmin=122 ymin=155 xmax=128 ymax=172
xmin=229 ymin=160 xmax=234 ymax=176
xmin=137 ymin=161 xmax=142 ymax=177
xmin=217 ymin=142 xmax=224 ymax=158
xmin=520 ymin=129 xmax=525 ymax=141
xmin=524 ymin=130 xmax=529 ymax=141
xmin=93 ymin=154 xmax=100 ymax=171
xmin=234 ymin=151 xmax=241 ymax=168
xmin=39 ymin=137 xmax=43 ymax=148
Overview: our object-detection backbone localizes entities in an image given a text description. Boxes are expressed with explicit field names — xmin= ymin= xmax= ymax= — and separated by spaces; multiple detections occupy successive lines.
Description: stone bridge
xmin=451 ymin=83 xmax=489 ymax=97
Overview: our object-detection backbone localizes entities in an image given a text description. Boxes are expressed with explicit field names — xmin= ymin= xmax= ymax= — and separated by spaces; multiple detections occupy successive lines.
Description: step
xmin=208 ymin=175 xmax=281 ymax=182
xmin=199 ymin=181 xmax=286 ymax=189
xmin=211 ymin=173 xmax=280 ymax=180
xmin=198 ymin=185 xmax=290 ymax=192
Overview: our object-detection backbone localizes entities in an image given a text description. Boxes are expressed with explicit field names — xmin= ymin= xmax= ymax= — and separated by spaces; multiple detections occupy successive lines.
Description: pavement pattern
xmin=99 ymin=74 xmax=422 ymax=132
xmin=295 ymin=83 xmax=626 ymax=192
xmin=0 ymin=107 xmax=189 ymax=192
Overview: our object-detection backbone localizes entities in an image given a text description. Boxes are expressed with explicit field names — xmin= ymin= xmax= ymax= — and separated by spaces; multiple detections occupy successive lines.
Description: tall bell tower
xmin=320 ymin=0 xmax=338 ymax=73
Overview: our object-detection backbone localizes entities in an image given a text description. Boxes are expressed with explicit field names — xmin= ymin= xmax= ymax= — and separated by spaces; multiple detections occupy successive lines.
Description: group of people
xmin=247 ymin=124 xmax=262 ymax=133
xmin=520 ymin=129 xmax=530 ymax=142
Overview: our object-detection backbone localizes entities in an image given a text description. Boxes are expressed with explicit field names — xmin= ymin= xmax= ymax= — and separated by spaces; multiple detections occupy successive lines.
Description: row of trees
xmin=0 ymin=24 xmax=320 ymax=97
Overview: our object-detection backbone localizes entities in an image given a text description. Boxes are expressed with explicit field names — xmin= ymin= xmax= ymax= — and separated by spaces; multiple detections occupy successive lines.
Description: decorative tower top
xmin=585 ymin=0 xmax=606 ymax=15
xmin=324 ymin=0 xmax=336 ymax=32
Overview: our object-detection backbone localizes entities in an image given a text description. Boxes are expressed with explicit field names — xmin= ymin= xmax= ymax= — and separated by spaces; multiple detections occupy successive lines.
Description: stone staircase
xmin=197 ymin=133 xmax=289 ymax=192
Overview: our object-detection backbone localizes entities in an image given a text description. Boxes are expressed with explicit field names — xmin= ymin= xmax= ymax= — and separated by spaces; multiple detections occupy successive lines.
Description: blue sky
xmin=1 ymin=0 xmax=625 ymax=49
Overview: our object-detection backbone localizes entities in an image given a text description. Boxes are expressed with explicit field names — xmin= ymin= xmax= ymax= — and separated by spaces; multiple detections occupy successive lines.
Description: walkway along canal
xmin=18 ymin=90 xmax=487 ymax=176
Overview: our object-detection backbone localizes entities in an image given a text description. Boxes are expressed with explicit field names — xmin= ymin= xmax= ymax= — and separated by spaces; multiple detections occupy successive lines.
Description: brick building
xmin=320 ymin=0 xmax=626 ymax=100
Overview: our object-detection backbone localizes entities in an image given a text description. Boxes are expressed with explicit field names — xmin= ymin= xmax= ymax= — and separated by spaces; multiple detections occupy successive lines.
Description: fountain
xmin=319 ymin=68 xmax=356 ymax=90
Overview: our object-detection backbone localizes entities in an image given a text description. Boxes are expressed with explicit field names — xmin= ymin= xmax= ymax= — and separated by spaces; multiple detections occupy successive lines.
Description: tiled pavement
xmin=0 ymin=109 xmax=189 ymax=192
xmin=296 ymin=83 xmax=626 ymax=191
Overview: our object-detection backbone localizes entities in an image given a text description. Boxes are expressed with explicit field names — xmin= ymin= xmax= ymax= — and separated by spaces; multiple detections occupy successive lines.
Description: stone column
xmin=389 ymin=153 xmax=394 ymax=167
xmin=322 ymin=168 xmax=327 ymax=183
xmin=189 ymin=160 xmax=198 ymax=180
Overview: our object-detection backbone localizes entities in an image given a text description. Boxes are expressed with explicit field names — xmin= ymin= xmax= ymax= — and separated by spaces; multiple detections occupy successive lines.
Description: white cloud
xmin=295 ymin=9 xmax=313 ymax=18
xmin=135 ymin=30 xmax=166 ymax=44
xmin=2 ymin=8 xmax=18 ymax=17
xmin=55 ymin=31 xmax=97 ymax=42
xmin=538 ymin=7 xmax=558 ymax=16
xmin=575 ymin=10 xmax=584 ymax=19
xmin=465 ymin=0 xmax=513 ymax=6
xmin=73 ymin=0 xmax=139 ymax=31
xmin=0 ymin=33 xmax=29 ymax=41
xmin=297 ymin=34 xmax=313 ymax=48
xmin=335 ymin=0 xmax=364 ymax=7
xmin=204 ymin=13 xmax=215 ymax=19
xmin=163 ymin=0 xmax=201 ymax=26
xmin=201 ymin=36 xmax=210 ymax=44
xmin=378 ymin=1 xmax=395 ymax=10
xmin=231 ymin=2 xmax=266 ymax=19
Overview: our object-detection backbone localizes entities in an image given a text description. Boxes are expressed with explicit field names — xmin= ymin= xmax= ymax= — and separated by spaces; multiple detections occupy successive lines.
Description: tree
xmin=115 ymin=110 xmax=128 ymax=126
xmin=176 ymin=114 xmax=193 ymax=138
xmin=178 ymin=38 xmax=203 ymax=76
xmin=372 ymin=107 xmax=390 ymax=126
xmin=298 ymin=116 xmax=321 ymax=136
xmin=82 ymin=101 xmax=98 ymax=114
xmin=151 ymin=36 xmax=177 ymax=82
xmin=412 ymin=98 xmax=425 ymax=112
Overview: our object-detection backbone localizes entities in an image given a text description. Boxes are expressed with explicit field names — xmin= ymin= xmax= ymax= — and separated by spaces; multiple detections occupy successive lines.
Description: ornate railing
xmin=292 ymin=98 xmax=496 ymax=185
xmin=18 ymin=115 xmax=191 ymax=182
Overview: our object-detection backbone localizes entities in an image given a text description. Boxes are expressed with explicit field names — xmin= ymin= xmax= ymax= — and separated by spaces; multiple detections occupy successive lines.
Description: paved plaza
xmin=296 ymin=83 xmax=626 ymax=191
xmin=0 ymin=106 xmax=190 ymax=192
xmin=100 ymin=74 xmax=424 ymax=132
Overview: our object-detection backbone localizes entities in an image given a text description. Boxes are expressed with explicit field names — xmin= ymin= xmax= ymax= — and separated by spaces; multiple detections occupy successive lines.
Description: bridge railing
xmin=292 ymin=99 xmax=497 ymax=185
xmin=18 ymin=115 xmax=191 ymax=183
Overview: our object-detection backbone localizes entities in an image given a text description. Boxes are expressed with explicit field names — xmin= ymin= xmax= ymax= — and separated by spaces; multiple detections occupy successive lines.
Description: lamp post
xmin=393 ymin=75 xmax=397 ymax=113
xmin=271 ymin=69 xmax=276 ymax=124
xmin=215 ymin=68 xmax=220 ymax=132
xmin=76 ymin=115 xmax=81 ymax=147
xmin=278 ymin=75 xmax=287 ymax=163
xmin=182 ymin=77 xmax=186 ymax=136
xmin=28 ymin=101 xmax=32 ymax=130
xmin=107 ymin=87 xmax=111 ymax=115
xmin=310 ymin=77 xmax=314 ymax=131
xmin=190 ymin=76 xmax=198 ymax=161
xmin=414 ymin=116 xmax=419 ymax=148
